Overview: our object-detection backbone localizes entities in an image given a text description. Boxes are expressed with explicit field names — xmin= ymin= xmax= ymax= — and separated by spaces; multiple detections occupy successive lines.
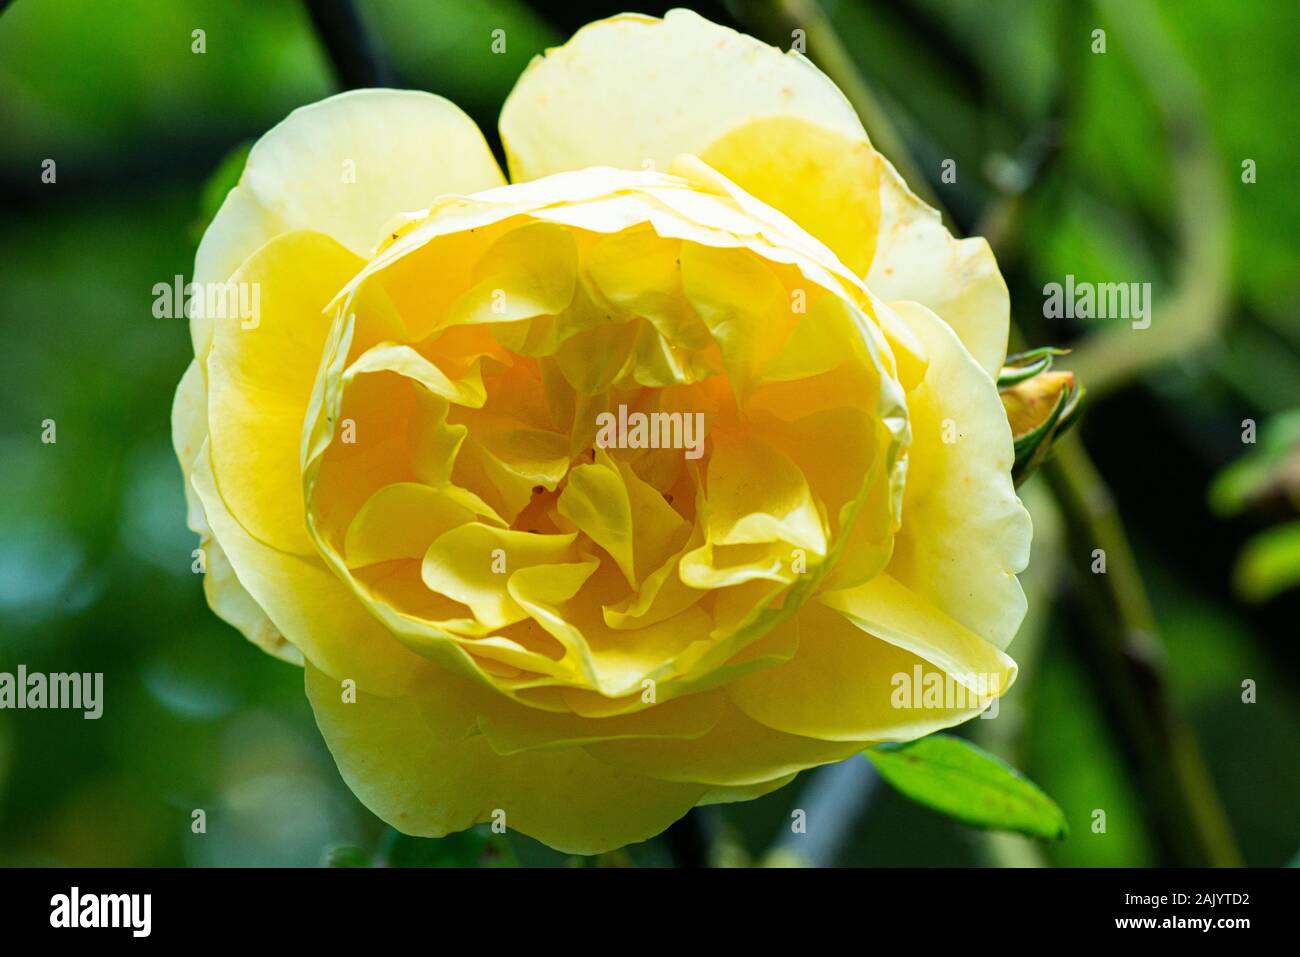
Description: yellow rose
xmin=173 ymin=10 xmax=1031 ymax=854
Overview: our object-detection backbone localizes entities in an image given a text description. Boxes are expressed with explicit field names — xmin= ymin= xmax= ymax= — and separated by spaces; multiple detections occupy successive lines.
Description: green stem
xmin=1044 ymin=439 xmax=1241 ymax=865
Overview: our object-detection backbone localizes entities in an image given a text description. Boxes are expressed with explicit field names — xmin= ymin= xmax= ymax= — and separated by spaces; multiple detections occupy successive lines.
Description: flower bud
xmin=999 ymin=350 xmax=1084 ymax=486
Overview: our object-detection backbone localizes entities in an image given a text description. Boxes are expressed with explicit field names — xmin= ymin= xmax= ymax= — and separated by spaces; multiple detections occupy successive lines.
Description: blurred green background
xmin=0 ymin=0 xmax=1296 ymax=867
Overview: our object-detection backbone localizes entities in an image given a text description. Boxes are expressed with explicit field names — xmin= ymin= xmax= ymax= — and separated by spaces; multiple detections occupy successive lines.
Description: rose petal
xmin=586 ymin=698 xmax=865 ymax=787
xmin=194 ymin=90 xmax=505 ymax=359
xmin=728 ymin=595 xmax=1011 ymax=741
xmin=306 ymin=662 xmax=706 ymax=855
xmin=206 ymin=231 xmax=365 ymax=554
xmin=881 ymin=300 xmax=1031 ymax=648
xmin=866 ymin=162 xmax=1011 ymax=377
xmin=500 ymin=10 xmax=879 ymax=272
xmin=192 ymin=439 xmax=422 ymax=696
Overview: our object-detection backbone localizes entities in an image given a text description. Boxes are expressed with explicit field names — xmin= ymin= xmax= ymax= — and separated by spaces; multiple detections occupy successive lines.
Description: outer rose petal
xmin=193 ymin=89 xmax=505 ymax=359
xmin=173 ymin=360 xmax=299 ymax=663
xmin=202 ymin=536 xmax=302 ymax=666
xmin=475 ymin=689 xmax=723 ymax=755
xmin=726 ymin=597 xmax=1012 ymax=742
xmin=880 ymin=300 xmax=1032 ymax=648
xmin=499 ymin=9 xmax=882 ymax=274
xmin=206 ymin=231 xmax=366 ymax=555
xmin=305 ymin=663 xmax=706 ymax=855
xmin=865 ymin=162 xmax=1011 ymax=377
xmin=171 ymin=359 xmax=211 ymax=538
xmin=192 ymin=439 xmax=423 ymax=697
xmin=586 ymin=699 xmax=866 ymax=787
xmin=698 ymin=775 xmax=798 ymax=806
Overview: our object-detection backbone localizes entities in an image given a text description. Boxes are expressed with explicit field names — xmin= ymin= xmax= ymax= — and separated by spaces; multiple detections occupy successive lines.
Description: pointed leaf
xmin=865 ymin=735 xmax=1068 ymax=840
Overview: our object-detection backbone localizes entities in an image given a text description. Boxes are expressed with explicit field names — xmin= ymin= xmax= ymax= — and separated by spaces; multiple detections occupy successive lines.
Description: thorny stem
xmin=738 ymin=0 xmax=1240 ymax=866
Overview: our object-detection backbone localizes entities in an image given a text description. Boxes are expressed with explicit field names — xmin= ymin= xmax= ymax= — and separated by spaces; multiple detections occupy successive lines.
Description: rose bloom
xmin=173 ymin=10 xmax=1031 ymax=853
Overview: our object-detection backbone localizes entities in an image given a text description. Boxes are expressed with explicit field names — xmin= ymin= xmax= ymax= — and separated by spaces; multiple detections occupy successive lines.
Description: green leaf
xmin=865 ymin=735 xmax=1068 ymax=840
xmin=1207 ymin=409 xmax=1300 ymax=517
xmin=1234 ymin=520 xmax=1300 ymax=602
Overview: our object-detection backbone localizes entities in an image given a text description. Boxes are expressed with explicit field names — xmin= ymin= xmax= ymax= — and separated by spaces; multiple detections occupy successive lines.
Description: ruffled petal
xmin=422 ymin=525 xmax=580 ymax=629
xmin=343 ymin=483 xmax=480 ymax=567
